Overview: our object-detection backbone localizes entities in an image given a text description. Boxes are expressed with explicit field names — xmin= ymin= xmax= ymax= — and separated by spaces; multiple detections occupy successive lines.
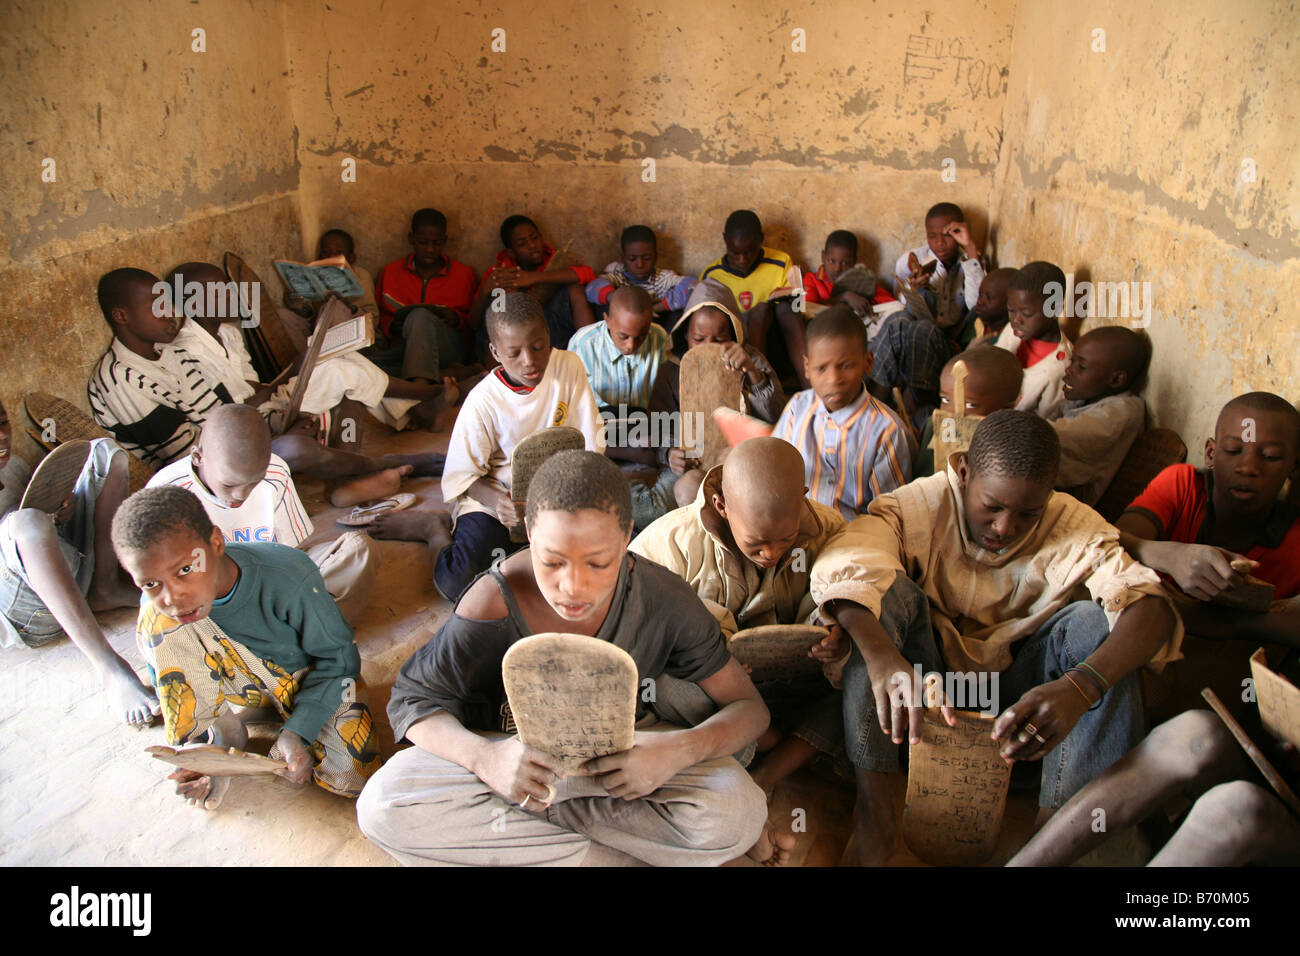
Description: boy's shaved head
xmin=715 ymin=438 xmax=809 ymax=569
xmin=805 ymin=303 xmax=867 ymax=353
xmin=1081 ymin=325 xmax=1150 ymax=384
xmin=724 ymin=209 xmax=763 ymax=240
xmin=193 ymin=405 xmax=272 ymax=508
xmin=608 ymin=284 xmax=653 ymax=317
xmin=111 ymin=485 xmax=215 ymax=556
xmin=1010 ymin=261 xmax=1067 ymax=304
xmin=720 ymin=438 xmax=806 ymax=515
xmin=966 ymin=409 xmax=1060 ymax=485
xmin=486 ymin=292 xmax=547 ymax=344
xmin=1220 ymin=391 xmax=1300 ymax=447
xmin=943 ymin=347 xmax=1023 ymax=412
xmin=97 ymin=268 xmax=158 ymax=326
xmin=198 ymin=404 xmax=271 ymax=465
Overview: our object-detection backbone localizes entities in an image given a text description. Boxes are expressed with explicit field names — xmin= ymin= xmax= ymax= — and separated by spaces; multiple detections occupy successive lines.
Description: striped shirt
xmin=700 ymin=248 xmax=793 ymax=312
xmin=568 ymin=320 xmax=669 ymax=412
xmin=88 ymin=339 xmax=232 ymax=467
xmin=774 ymin=386 xmax=912 ymax=520
xmin=148 ymin=453 xmax=313 ymax=547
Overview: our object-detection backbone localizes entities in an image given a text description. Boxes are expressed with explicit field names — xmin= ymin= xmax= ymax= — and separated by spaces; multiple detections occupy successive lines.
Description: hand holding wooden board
xmin=903 ymin=708 xmax=1012 ymax=866
xmin=502 ymin=633 xmax=638 ymax=776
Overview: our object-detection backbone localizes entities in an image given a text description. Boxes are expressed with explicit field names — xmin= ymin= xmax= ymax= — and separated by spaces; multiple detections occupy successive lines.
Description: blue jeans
xmin=433 ymin=512 xmax=524 ymax=604
xmin=842 ymin=576 xmax=1143 ymax=807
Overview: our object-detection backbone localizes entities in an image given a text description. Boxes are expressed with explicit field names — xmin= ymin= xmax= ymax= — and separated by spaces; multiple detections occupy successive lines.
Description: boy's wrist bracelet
xmin=1063 ymin=670 xmax=1102 ymax=710
xmin=1075 ymin=661 xmax=1111 ymax=694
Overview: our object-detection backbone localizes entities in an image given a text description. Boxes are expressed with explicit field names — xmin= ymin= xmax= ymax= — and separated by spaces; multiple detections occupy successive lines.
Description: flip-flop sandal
xmin=336 ymin=493 xmax=417 ymax=527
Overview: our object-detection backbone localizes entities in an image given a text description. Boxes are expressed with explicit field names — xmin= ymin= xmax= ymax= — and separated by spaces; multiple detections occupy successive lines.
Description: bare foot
xmin=408 ymin=399 xmax=446 ymax=431
xmin=366 ymin=510 xmax=451 ymax=545
xmin=330 ymin=465 xmax=412 ymax=508
xmin=746 ymin=823 xmax=798 ymax=866
xmin=168 ymin=768 xmax=232 ymax=810
xmin=377 ymin=452 xmax=444 ymax=478
xmin=104 ymin=662 xmax=160 ymax=728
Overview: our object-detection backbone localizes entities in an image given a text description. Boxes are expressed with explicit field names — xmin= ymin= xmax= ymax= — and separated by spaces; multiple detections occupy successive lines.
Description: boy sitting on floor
xmin=1048 ymin=325 xmax=1149 ymax=506
xmin=701 ymin=210 xmax=808 ymax=389
xmin=630 ymin=437 xmax=847 ymax=794
xmin=470 ymin=215 xmax=597 ymax=352
xmin=114 ymin=485 xmax=381 ymax=809
xmin=1116 ymin=391 xmax=1300 ymax=646
xmin=962 ymin=266 xmax=1016 ymax=346
xmin=147 ymin=404 xmax=377 ymax=624
xmin=773 ymin=305 xmax=912 ymax=519
xmin=892 ymin=202 xmax=986 ymax=314
xmin=803 ymin=230 xmax=858 ymax=305
xmin=357 ymin=450 xmax=776 ymax=866
xmin=993 ymin=261 xmax=1073 ymax=416
xmin=373 ymin=208 xmax=479 ymax=383
xmin=914 ymin=345 xmax=1023 ymax=477
xmin=585 ymin=224 xmax=696 ymax=324
xmin=0 ymin=407 xmax=158 ymax=726
xmin=283 ymin=228 xmax=380 ymax=328
xmin=363 ymin=293 xmax=604 ymax=603
xmin=92 ymin=267 xmax=443 ymax=502
xmin=651 ymin=278 xmax=787 ymax=507
xmin=810 ymin=410 xmax=1182 ymax=864
xmin=569 ymin=286 xmax=675 ymax=530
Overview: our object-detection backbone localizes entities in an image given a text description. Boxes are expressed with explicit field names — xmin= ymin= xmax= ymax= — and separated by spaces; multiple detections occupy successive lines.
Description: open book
xmin=310 ymin=311 xmax=373 ymax=361
xmin=274 ymin=255 xmax=364 ymax=301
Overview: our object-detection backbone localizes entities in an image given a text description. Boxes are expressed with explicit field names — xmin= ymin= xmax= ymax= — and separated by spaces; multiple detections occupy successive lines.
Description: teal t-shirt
xmin=210 ymin=542 xmax=358 ymax=743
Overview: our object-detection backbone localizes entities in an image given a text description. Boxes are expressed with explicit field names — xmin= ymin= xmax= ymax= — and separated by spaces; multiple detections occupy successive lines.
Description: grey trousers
xmin=356 ymin=732 xmax=767 ymax=867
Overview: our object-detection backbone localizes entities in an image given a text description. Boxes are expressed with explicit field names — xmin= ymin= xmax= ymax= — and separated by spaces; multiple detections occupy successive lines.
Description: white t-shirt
xmin=168 ymin=320 xmax=258 ymax=404
xmin=147 ymin=453 xmax=313 ymax=546
xmin=442 ymin=350 xmax=605 ymax=524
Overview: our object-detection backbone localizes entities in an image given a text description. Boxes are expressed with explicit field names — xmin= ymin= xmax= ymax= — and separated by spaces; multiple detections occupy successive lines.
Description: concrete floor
xmin=0 ymin=412 xmax=1144 ymax=867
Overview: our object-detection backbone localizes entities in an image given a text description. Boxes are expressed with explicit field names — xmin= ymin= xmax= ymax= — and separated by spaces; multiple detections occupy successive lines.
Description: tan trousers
xmin=356 ymin=731 xmax=767 ymax=867
xmin=305 ymin=531 xmax=377 ymax=625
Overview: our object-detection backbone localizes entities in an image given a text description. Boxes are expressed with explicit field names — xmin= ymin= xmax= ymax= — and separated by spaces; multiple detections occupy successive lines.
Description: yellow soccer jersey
xmin=700 ymin=249 xmax=793 ymax=311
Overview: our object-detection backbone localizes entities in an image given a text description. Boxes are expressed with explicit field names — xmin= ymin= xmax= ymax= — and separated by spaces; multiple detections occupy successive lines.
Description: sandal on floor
xmin=336 ymin=493 xmax=417 ymax=527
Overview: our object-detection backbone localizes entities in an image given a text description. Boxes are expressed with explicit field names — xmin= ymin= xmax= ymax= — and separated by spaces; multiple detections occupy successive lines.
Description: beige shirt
xmin=810 ymin=464 xmax=1182 ymax=672
xmin=630 ymin=465 xmax=846 ymax=637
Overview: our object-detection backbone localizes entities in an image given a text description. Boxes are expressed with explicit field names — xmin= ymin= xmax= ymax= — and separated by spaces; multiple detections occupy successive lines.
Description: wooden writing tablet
xmin=146 ymin=744 xmax=287 ymax=777
xmin=679 ymin=343 xmax=743 ymax=471
xmin=502 ymin=633 xmax=638 ymax=776
xmin=930 ymin=360 xmax=982 ymax=467
xmin=508 ymin=426 xmax=585 ymax=543
xmin=903 ymin=708 xmax=1012 ymax=866
xmin=728 ymin=624 xmax=826 ymax=683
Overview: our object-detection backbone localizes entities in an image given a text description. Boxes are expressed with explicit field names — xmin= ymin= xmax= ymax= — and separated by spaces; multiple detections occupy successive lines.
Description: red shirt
xmin=803 ymin=268 xmax=898 ymax=307
xmin=1125 ymin=463 xmax=1300 ymax=598
xmin=374 ymin=254 xmax=478 ymax=338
